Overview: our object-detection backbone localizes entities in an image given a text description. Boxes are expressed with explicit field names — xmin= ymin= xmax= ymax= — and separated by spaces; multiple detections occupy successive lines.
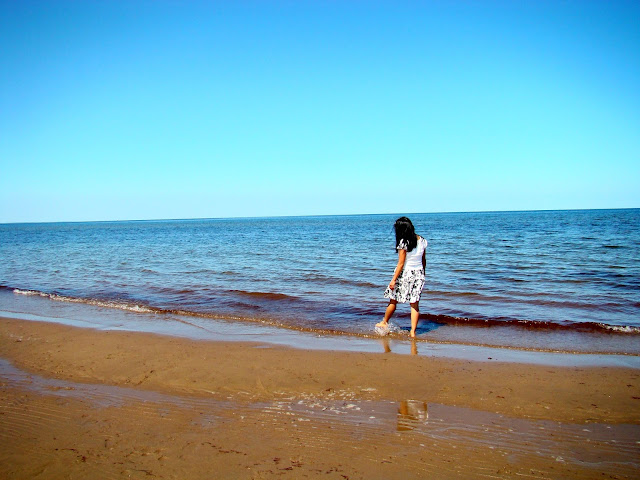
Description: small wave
xmin=148 ymin=286 xmax=199 ymax=296
xmin=421 ymin=313 xmax=640 ymax=335
xmin=602 ymin=324 xmax=640 ymax=334
xmin=179 ymin=269 xmax=229 ymax=276
xmin=427 ymin=289 xmax=500 ymax=301
xmin=13 ymin=289 xmax=43 ymax=296
xmin=302 ymin=273 xmax=379 ymax=289
xmin=13 ymin=288 xmax=158 ymax=314
xmin=229 ymin=290 xmax=298 ymax=302
xmin=427 ymin=289 xmax=631 ymax=312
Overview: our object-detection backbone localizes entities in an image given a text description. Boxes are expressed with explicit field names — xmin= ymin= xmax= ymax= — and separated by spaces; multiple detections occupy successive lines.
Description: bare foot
xmin=375 ymin=321 xmax=390 ymax=336
xmin=409 ymin=331 xmax=416 ymax=338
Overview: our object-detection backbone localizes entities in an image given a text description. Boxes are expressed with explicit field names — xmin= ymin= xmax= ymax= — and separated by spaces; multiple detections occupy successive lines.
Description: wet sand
xmin=1 ymin=316 xmax=639 ymax=479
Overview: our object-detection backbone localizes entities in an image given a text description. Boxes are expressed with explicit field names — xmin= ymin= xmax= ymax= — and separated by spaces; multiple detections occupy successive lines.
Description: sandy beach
xmin=1 ymin=316 xmax=639 ymax=479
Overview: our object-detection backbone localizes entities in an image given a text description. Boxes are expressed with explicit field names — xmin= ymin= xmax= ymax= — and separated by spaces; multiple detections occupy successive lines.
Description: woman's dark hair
xmin=394 ymin=216 xmax=417 ymax=252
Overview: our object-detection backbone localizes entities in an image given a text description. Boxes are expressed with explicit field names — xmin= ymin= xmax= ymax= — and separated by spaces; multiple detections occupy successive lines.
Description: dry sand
xmin=1 ymin=316 xmax=639 ymax=479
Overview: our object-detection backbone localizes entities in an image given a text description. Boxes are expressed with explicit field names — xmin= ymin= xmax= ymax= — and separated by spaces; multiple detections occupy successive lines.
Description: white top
xmin=398 ymin=236 xmax=427 ymax=270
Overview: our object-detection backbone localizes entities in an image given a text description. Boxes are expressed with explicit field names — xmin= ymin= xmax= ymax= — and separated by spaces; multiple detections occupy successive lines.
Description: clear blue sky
xmin=1 ymin=1 xmax=638 ymax=223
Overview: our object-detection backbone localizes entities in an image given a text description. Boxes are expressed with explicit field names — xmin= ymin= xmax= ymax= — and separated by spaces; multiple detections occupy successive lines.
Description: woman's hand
xmin=388 ymin=279 xmax=396 ymax=290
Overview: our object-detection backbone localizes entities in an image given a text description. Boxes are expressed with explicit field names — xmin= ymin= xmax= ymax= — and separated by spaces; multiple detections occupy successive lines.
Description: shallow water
xmin=2 ymin=291 xmax=640 ymax=367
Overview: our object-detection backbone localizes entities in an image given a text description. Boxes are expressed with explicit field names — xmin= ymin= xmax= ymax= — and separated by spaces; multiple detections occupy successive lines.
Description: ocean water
xmin=1 ymin=210 xmax=639 ymax=354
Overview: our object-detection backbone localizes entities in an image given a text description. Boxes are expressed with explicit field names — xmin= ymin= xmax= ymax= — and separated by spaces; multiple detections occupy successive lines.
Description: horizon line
xmin=1 ymin=206 xmax=638 ymax=226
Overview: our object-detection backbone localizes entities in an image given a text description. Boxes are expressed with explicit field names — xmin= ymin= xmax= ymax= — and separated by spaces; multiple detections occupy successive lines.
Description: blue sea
xmin=1 ymin=209 xmax=639 ymax=355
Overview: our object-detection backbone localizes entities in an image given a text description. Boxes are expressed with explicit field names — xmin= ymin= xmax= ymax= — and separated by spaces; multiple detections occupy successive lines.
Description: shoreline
xmin=2 ymin=289 xmax=640 ymax=364
xmin=3 ymin=310 xmax=640 ymax=368
xmin=1 ymin=316 xmax=639 ymax=478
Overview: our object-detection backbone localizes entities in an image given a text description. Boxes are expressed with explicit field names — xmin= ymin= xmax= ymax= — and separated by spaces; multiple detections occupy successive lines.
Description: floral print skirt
xmin=383 ymin=268 xmax=425 ymax=304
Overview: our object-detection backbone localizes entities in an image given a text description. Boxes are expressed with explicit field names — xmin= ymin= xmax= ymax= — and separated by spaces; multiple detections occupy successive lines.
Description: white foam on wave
xmin=13 ymin=289 xmax=156 ymax=315
xmin=82 ymin=299 xmax=156 ymax=314
xmin=602 ymin=324 xmax=640 ymax=334
xmin=13 ymin=289 xmax=43 ymax=296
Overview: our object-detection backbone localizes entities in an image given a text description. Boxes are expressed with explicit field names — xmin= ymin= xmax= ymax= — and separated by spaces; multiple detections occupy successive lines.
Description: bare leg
xmin=376 ymin=300 xmax=397 ymax=327
xmin=409 ymin=302 xmax=420 ymax=337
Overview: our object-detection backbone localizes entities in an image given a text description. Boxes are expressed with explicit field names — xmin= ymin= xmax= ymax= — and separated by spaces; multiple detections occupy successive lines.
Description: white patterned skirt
xmin=383 ymin=268 xmax=426 ymax=304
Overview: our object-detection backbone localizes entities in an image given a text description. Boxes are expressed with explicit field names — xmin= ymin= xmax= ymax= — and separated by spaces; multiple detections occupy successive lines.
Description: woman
xmin=376 ymin=217 xmax=427 ymax=338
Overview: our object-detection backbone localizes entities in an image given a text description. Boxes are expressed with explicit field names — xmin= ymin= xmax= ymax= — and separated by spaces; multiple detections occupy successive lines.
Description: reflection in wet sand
xmin=397 ymin=400 xmax=428 ymax=431
xmin=379 ymin=337 xmax=419 ymax=355
xmin=1 ymin=359 xmax=639 ymax=478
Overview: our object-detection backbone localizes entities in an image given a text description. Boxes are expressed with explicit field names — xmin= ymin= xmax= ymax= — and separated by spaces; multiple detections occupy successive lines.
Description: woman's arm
xmin=389 ymin=249 xmax=406 ymax=289
xmin=422 ymin=250 xmax=426 ymax=270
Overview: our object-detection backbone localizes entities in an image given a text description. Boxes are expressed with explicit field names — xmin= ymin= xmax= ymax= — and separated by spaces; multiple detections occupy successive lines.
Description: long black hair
xmin=393 ymin=216 xmax=418 ymax=252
